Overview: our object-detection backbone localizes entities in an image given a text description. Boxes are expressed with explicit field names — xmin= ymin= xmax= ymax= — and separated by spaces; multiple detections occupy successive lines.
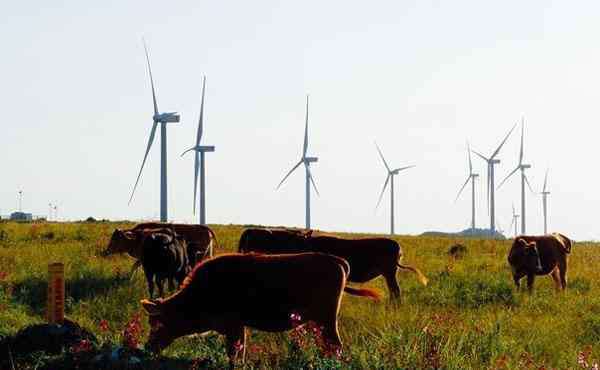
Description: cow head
xmin=513 ymin=238 xmax=543 ymax=273
xmin=102 ymin=229 xmax=138 ymax=256
xmin=141 ymin=298 xmax=205 ymax=353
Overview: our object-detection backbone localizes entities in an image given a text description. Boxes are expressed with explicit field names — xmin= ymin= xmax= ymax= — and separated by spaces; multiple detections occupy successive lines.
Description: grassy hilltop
xmin=0 ymin=221 xmax=599 ymax=369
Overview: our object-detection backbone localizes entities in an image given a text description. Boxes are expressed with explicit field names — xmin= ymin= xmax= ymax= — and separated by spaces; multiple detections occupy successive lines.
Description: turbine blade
xmin=467 ymin=141 xmax=473 ymax=174
xmin=509 ymin=216 xmax=514 ymax=230
xmin=542 ymin=169 xmax=549 ymax=193
xmin=491 ymin=122 xmax=517 ymax=159
xmin=512 ymin=203 xmax=515 ymax=215
xmin=471 ymin=149 xmax=490 ymax=162
xmin=142 ymin=38 xmax=159 ymax=116
xmin=519 ymin=118 xmax=524 ymax=165
xmin=375 ymin=174 xmax=391 ymax=210
xmin=375 ymin=142 xmax=391 ymax=172
xmin=524 ymin=174 xmax=535 ymax=194
xmin=393 ymin=165 xmax=416 ymax=173
xmin=303 ymin=95 xmax=309 ymax=157
xmin=306 ymin=164 xmax=320 ymax=196
xmin=455 ymin=176 xmax=471 ymax=203
xmin=497 ymin=166 xmax=520 ymax=190
xmin=276 ymin=159 xmax=303 ymax=190
xmin=129 ymin=120 xmax=159 ymax=204
xmin=196 ymin=76 xmax=206 ymax=145
xmin=180 ymin=146 xmax=197 ymax=157
xmin=193 ymin=151 xmax=199 ymax=214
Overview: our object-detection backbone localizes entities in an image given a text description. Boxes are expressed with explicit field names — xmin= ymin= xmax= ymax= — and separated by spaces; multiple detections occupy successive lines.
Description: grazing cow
xmin=508 ymin=233 xmax=573 ymax=292
xmin=237 ymin=228 xmax=428 ymax=299
xmin=103 ymin=223 xmax=217 ymax=278
xmin=141 ymin=252 xmax=380 ymax=369
xmin=141 ymin=229 xmax=191 ymax=298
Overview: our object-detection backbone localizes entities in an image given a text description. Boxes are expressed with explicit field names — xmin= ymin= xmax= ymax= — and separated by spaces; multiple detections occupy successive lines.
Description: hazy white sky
xmin=1 ymin=1 xmax=599 ymax=240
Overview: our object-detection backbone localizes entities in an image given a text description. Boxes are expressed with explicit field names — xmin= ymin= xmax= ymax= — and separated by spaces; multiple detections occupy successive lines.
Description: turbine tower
xmin=472 ymin=123 xmax=517 ymax=235
xmin=498 ymin=119 xmax=534 ymax=234
xmin=455 ymin=141 xmax=479 ymax=232
xmin=541 ymin=169 xmax=550 ymax=234
xmin=276 ymin=95 xmax=319 ymax=229
xmin=375 ymin=142 xmax=415 ymax=235
xmin=182 ymin=76 xmax=214 ymax=226
xmin=129 ymin=39 xmax=180 ymax=222
xmin=509 ymin=203 xmax=520 ymax=237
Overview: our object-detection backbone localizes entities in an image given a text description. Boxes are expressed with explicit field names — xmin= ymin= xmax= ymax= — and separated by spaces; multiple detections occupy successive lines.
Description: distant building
xmin=10 ymin=211 xmax=33 ymax=221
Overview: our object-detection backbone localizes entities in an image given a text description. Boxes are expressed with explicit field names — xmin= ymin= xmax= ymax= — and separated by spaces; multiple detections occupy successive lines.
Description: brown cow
xmin=508 ymin=233 xmax=573 ymax=292
xmin=238 ymin=228 xmax=428 ymax=299
xmin=103 ymin=222 xmax=217 ymax=278
xmin=141 ymin=252 xmax=380 ymax=368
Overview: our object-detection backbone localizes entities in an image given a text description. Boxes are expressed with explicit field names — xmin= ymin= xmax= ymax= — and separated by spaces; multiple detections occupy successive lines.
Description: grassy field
xmin=0 ymin=221 xmax=599 ymax=369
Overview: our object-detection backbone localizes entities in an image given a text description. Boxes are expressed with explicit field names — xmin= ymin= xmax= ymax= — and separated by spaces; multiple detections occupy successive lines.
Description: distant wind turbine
xmin=181 ymin=76 xmax=214 ymax=226
xmin=472 ymin=123 xmax=517 ymax=235
xmin=455 ymin=141 xmax=479 ymax=232
xmin=276 ymin=95 xmax=319 ymax=229
xmin=129 ymin=39 xmax=180 ymax=222
xmin=541 ymin=169 xmax=550 ymax=234
xmin=498 ymin=118 xmax=534 ymax=234
xmin=375 ymin=142 xmax=415 ymax=235
xmin=509 ymin=203 xmax=520 ymax=237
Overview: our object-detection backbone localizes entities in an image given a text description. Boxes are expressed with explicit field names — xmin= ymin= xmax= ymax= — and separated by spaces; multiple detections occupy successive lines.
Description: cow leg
xmin=526 ymin=274 xmax=535 ymax=293
xmin=168 ymin=277 xmax=175 ymax=292
xmin=383 ymin=270 xmax=401 ymax=300
xmin=550 ymin=268 xmax=562 ymax=291
xmin=157 ymin=277 xmax=165 ymax=297
xmin=225 ymin=325 xmax=246 ymax=370
xmin=512 ymin=270 xmax=525 ymax=290
xmin=558 ymin=257 xmax=568 ymax=290
xmin=144 ymin=270 xmax=155 ymax=298
xmin=129 ymin=260 xmax=142 ymax=280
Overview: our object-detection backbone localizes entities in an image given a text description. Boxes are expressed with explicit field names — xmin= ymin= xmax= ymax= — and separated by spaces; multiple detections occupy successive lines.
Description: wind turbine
xmin=128 ymin=39 xmax=180 ymax=222
xmin=181 ymin=76 xmax=214 ymax=226
xmin=509 ymin=203 xmax=520 ymax=237
xmin=541 ymin=169 xmax=550 ymax=234
xmin=498 ymin=119 xmax=534 ymax=234
xmin=472 ymin=123 xmax=517 ymax=235
xmin=455 ymin=141 xmax=479 ymax=232
xmin=375 ymin=142 xmax=415 ymax=235
xmin=276 ymin=95 xmax=319 ymax=229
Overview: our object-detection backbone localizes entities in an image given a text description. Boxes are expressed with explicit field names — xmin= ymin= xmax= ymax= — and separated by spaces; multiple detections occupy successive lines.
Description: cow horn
xmin=141 ymin=299 xmax=162 ymax=316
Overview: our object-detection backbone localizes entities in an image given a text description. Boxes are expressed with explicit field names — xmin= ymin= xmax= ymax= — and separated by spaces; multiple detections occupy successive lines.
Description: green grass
xmin=1 ymin=221 xmax=599 ymax=369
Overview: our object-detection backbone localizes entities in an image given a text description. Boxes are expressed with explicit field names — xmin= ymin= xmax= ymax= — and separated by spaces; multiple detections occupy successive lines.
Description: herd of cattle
xmin=102 ymin=223 xmax=573 ymax=368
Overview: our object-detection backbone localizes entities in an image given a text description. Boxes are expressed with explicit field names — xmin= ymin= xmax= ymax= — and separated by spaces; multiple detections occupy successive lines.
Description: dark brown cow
xmin=103 ymin=223 xmax=217 ymax=278
xmin=141 ymin=252 xmax=380 ymax=368
xmin=141 ymin=229 xmax=191 ymax=298
xmin=238 ymin=228 xmax=428 ymax=299
xmin=508 ymin=233 xmax=573 ymax=292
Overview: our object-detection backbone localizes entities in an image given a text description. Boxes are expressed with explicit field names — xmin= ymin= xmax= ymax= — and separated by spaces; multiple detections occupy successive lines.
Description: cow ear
xmin=124 ymin=231 xmax=136 ymax=240
xmin=526 ymin=241 xmax=537 ymax=249
xmin=515 ymin=238 xmax=526 ymax=247
xmin=141 ymin=299 xmax=162 ymax=316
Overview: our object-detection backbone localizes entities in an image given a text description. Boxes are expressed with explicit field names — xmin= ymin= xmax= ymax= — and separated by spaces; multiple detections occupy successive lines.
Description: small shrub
xmin=569 ymin=277 xmax=591 ymax=294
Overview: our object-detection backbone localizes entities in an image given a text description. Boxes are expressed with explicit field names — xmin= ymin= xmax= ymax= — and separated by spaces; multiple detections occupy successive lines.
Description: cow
xmin=103 ymin=222 xmax=217 ymax=278
xmin=141 ymin=229 xmax=191 ymax=298
xmin=237 ymin=228 xmax=428 ymax=300
xmin=140 ymin=252 xmax=381 ymax=369
xmin=507 ymin=233 xmax=573 ymax=292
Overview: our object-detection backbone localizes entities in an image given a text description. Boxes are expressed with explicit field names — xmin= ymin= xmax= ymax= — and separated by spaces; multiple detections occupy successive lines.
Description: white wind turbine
xmin=455 ymin=141 xmax=479 ymax=232
xmin=375 ymin=142 xmax=415 ymax=235
xmin=276 ymin=95 xmax=319 ymax=229
xmin=181 ymin=76 xmax=214 ymax=226
xmin=472 ymin=123 xmax=517 ymax=235
xmin=498 ymin=119 xmax=534 ymax=234
xmin=129 ymin=39 xmax=180 ymax=222
xmin=541 ymin=169 xmax=550 ymax=234
xmin=509 ymin=203 xmax=520 ymax=237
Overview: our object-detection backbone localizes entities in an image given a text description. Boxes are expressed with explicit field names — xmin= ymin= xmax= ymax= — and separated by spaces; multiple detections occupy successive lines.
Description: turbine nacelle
xmin=491 ymin=159 xmax=501 ymax=164
xmin=304 ymin=156 xmax=318 ymax=164
xmin=520 ymin=164 xmax=531 ymax=170
xmin=154 ymin=112 xmax=180 ymax=123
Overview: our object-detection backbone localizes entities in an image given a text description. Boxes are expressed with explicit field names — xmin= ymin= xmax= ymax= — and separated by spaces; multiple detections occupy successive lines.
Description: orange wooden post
xmin=47 ymin=263 xmax=64 ymax=324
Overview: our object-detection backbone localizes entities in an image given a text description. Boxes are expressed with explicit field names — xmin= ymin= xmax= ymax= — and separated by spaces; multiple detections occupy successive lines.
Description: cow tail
xmin=207 ymin=228 xmax=219 ymax=255
xmin=343 ymin=286 xmax=382 ymax=301
xmin=397 ymin=263 xmax=429 ymax=286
